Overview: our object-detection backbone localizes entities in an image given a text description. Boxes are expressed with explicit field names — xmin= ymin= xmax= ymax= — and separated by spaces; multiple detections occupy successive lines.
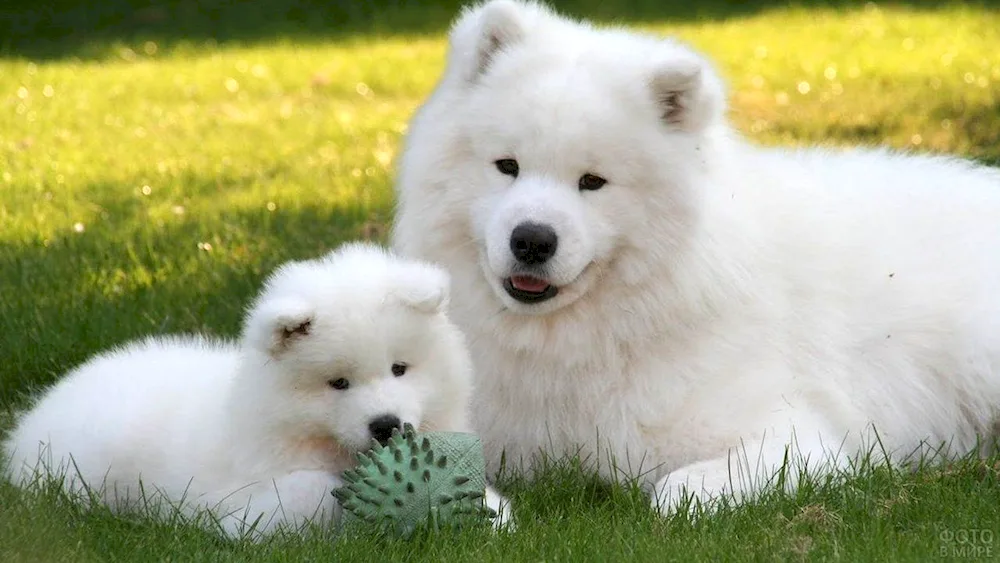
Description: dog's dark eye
xmin=579 ymin=173 xmax=607 ymax=191
xmin=328 ymin=378 xmax=350 ymax=390
xmin=391 ymin=363 xmax=408 ymax=377
xmin=495 ymin=159 xmax=519 ymax=178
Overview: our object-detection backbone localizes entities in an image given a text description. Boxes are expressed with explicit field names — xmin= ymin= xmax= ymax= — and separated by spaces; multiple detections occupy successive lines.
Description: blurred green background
xmin=2 ymin=0 xmax=999 ymax=401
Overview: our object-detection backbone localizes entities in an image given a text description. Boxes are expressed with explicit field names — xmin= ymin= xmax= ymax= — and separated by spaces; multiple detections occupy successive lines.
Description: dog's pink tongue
xmin=511 ymin=275 xmax=550 ymax=293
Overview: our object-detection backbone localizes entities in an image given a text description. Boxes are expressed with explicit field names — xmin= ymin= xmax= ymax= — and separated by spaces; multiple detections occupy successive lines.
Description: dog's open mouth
xmin=503 ymin=275 xmax=559 ymax=304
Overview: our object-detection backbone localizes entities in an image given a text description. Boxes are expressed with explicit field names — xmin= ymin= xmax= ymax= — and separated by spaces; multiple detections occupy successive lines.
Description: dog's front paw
xmin=650 ymin=461 xmax=734 ymax=518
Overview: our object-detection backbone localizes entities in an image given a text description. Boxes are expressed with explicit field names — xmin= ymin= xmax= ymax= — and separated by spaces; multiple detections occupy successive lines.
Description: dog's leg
xmin=215 ymin=469 xmax=344 ymax=540
xmin=650 ymin=419 xmax=849 ymax=517
xmin=484 ymin=483 xmax=516 ymax=531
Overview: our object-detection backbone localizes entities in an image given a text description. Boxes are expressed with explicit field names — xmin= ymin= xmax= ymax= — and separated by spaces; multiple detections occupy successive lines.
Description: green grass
xmin=3 ymin=455 xmax=999 ymax=562
xmin=2 ymin=1 xmax=1000 ymax=560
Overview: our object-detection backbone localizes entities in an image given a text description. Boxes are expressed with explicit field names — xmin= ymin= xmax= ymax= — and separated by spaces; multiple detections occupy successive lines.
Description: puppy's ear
xmin=448 ymin=0 xmax=531 ymax=83
xmin=390 ymin=263 xmax=451 ymax=315
xmin=245 ymin=297 xmax=315 ymax=357
xmin=648 ymin=49 xmax=726 ymax=133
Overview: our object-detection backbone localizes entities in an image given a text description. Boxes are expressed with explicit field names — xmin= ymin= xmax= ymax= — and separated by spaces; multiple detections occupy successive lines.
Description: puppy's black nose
xmin=510 ymin=222 xmax=558 ymax=265
xmin=367 ymin=414 xmax=402 ymax=445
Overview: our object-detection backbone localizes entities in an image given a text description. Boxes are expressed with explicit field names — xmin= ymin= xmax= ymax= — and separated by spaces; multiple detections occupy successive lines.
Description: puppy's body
xmin=4 ymin=243 xmax=511 ymax=537
xmin=392 ymin=0 xmax=1000 ymax=513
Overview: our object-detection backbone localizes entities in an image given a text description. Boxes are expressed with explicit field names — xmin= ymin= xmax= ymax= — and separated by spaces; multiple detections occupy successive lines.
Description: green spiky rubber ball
xmin=332 ymin=424 xmax=497 ymax=537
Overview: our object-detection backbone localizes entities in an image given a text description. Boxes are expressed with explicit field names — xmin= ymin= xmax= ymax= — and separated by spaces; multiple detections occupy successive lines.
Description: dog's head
xmin=395 ymin=0 xmax=727 ymax=317
xmin=240 ymin=243 xmax=472 ymax=452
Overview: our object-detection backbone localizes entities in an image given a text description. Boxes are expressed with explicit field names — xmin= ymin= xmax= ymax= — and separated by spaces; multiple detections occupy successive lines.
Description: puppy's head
xmin=241 ymin=243 xmax=472 ymax=452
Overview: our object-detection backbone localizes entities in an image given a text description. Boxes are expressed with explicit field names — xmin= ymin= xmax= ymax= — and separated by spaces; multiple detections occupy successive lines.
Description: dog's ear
xmin=245 ymin=297 xmax=315 ymax=357
xmin=448 ymin=0 xmax=531 ymax=83
xmin=391 ymin=263 xmax=451 ymax=315
xmin=648 ymin=48 xmax=726 ymax=133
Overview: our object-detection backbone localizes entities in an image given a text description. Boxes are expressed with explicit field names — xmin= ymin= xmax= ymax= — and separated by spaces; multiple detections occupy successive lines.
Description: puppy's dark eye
xmin=578 ymin=173 xmax=607 ymax=191
xmin=391 ymin=363 xmax=408 ymax=377
xmin=495 ymin=159 xmax=519 ymax=178
xmin=328 ymin=378 xmax=350 ymax=390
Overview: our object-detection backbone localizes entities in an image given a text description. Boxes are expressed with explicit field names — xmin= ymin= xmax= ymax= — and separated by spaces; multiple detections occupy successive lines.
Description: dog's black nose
xmin=510 ymin=222 xmax=558 ymax=265
xmin=367 ymin=414 xmax=402 ymax=445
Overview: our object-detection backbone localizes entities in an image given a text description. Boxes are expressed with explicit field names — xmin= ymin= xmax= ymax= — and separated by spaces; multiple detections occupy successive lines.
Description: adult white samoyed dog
xmin=391 ymin=0 xmax=1000 ymax=515
xmin=3 ymin=243 xmax=512 ymax=537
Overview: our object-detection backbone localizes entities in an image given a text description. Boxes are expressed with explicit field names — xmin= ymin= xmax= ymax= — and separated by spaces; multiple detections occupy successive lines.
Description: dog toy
xmin=332 ymin=424 xmax=497 ymax=537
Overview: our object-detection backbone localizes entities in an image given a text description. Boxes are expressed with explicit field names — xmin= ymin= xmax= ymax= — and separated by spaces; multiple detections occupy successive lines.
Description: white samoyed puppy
xmin=3 ymin=242 xmax=512 ymax=537
xmin=391 ymin=0 xmax=1000 ymax=515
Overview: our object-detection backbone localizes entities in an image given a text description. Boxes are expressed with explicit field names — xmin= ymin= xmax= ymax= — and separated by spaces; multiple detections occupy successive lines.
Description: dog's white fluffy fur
xmin=3 ymin=242 xmax=511 ymax=537
xmin=391 ymin=0 xmax=1000 ymax=514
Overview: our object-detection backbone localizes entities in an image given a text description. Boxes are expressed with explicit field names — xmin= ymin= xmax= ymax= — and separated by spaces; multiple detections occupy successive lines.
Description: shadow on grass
xmin=0 ymin=186 xmax=392 ymax=406
xmin=758 ymin=96 xmax=1000 ymax=167
xmin=932 ymin=100 xmax=1000 ymax=164
xmin=3 ymin=0 xmax=998 ymax=61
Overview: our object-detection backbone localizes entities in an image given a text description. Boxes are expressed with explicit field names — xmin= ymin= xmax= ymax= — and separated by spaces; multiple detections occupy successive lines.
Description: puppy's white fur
xmin=391 ymin=0 xmax=1000 ymax=514
xmin=3 ymin=243 xmax=512 ymax=537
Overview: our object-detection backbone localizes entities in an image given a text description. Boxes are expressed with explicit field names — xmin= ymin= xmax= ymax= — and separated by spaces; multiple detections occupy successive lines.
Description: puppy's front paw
xmin=485 ymin=485 xmax=516 ymax=531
